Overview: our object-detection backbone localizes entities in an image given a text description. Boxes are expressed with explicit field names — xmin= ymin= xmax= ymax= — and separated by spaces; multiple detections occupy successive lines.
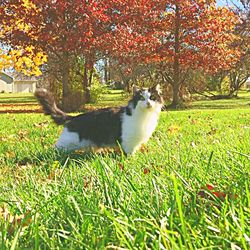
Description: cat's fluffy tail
xmin=35 ymin=88 xmax=74 ymax=125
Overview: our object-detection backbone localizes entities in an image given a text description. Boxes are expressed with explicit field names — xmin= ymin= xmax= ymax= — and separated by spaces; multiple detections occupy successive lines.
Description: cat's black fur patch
xmin=35 ymin=89 xmax=73 ymax=125
xmin=130 ymin=90 xmax=143 ymax=109
xmin=125 ymin=107 xmax=132 ymax=116
xmin=149 ymin=86 xmax=164 ymax=104
xmin=66 ymin=107 xmax=125 ymax=146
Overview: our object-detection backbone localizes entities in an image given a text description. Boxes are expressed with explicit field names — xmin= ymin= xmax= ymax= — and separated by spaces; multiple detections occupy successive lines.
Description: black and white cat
xmin=35 ymin=84 xmax=163 ymax=154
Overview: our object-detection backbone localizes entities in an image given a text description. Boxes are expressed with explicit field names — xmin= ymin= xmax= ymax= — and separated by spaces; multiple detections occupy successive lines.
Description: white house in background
xmin=245 ymin=77 xmax=250 ymax=89
xmin=0 ymin=72 xmax=13 ymax=92
xmin=0 ymin=72 xmax=37 ymax=93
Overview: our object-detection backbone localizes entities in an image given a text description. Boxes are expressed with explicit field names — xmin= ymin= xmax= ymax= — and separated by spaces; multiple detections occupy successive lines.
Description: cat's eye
xmin=150 ymin=95 xmax=156 ymax=101
xmin=140 ymin=95 xmax=145 ymax=101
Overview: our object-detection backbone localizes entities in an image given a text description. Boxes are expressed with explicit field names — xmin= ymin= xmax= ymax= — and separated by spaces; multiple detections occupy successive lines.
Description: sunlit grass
xmin=0 ymin=107 xmax=249 ymax=249
xmin=191 ymin=91 xmax=250 ymax=109
xmin=0 ymin=93 xmax=35 ymax=104
xmin=1 ymin=89 xmax=250 ymax=112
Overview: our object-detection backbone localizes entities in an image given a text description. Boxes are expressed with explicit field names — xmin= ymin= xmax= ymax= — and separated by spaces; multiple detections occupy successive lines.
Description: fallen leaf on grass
xmin=33 ymin=121 xmax=49 ymax=128
xmin=0 ymin=136 xmax=8 ymax=142
xmin=118 ymin=163 xmax=124 ymax=171
xmin=212 ymin=139 xmax=220 ymax=144
xmin=47 ymin=161 xmax=63 ymax=180
xmin=83 ymin=176 xmax=94 ymax=189
xmin=207 ymin=127 xmax=217 ymax=136
xmin=175 ymin=139 xmax=180 ymax=145
xmin=18 ymin=130 xmax=29 ymax=140
xmin=190 ymin=119 xmax=199 ymax=125
xmin=143 ymin=168 xmax=150 ymax=174
xmin=198 ymin=184 xmax=237 ymax=202
xmin=5 ymin=151 xmax=16 ymax=158
xmin=0 ymin=205 xmax=32 ymax=234
xmin=167 ymin=125 xmax=181 ymax=134
xmin=47 ymin=169 xmax=64 ymax=180
xmin=140 ymin=144 xmax=149 ymax=153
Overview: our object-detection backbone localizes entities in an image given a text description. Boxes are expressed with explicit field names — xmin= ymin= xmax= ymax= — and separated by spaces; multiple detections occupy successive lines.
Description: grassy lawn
xmin=0 ymin=91 xmax=249 ymax=249
xmin=1 ymin=90 xmax=250 ymax=112
xmin=0 ymin=93 xmax=36 ymax=104
xmin=0 ymin=93 xmax=40 ymax=113
xmin=0 ymin=90 xmax=128 ymax=113
xmin=191 ymin=91 xmax=250 ymax=110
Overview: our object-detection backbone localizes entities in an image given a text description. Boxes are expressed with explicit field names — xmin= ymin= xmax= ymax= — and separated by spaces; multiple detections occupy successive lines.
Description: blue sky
xmin=217 ymin=0 xmax=228 ymax=5
xmin=216 ymin=0 xmax=244 ymax=8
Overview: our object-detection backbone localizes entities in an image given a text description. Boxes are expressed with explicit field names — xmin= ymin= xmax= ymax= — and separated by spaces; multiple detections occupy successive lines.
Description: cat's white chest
xmin=121 ymin=108 xmax=160 ymax=154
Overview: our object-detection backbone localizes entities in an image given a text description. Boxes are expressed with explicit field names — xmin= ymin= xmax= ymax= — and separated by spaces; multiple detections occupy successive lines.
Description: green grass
xmin=84 ymin=90 xmax=129 ymax=110
xmin=1 ymin=90 xmax=249 ymax=110
xmin=0 ymin=107 xmax=249 ymax=249
xmin=191 ymin=91 xmax=250 ymax=110
xmin=0 ymin=90 xmax=127 ymax=106
xmin=82 ymin=88 xmax=250 ymax=111
xmin=0 ymin=93 xmax=36 ymax=104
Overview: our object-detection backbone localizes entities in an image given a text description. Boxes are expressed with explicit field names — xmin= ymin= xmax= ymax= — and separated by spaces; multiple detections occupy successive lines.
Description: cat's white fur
xmin=121 ymin=90 xmax=162 ymax=154
xmin=56 ymin=128 xmax=95 ymax=151
xmin=55 ymin=89 xmax=162 ymax=154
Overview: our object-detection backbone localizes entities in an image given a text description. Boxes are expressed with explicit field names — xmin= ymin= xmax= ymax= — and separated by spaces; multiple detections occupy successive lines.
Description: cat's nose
xmin=147 ymin=102 xmax=152 ymax=108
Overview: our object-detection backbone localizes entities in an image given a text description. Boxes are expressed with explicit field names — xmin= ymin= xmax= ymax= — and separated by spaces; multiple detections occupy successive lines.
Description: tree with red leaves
xmin=0 ymin=0 xmax=165 ymax=108
xmin=107 ymin=0 xmax=242 ymax=107
xmin=0 ymin=0 xmax=113 ymax=110
xmin=0 ymin=0 xmax=242 ymax=109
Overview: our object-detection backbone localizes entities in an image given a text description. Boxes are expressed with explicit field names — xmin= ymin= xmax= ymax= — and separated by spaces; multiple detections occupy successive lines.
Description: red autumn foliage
xmin=0 ymin=0 xmax=242 ymax=108
xmin=1 ymin=1 xmax=240 ymax=68
xmin=104 ymin=0 xmax=242 ymax=107
xmin=106 ymin=0 xmax=241 ymax=71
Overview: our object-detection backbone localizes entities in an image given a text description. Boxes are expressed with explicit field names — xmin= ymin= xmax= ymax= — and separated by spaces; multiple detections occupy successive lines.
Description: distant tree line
xmin=0 ymin=0 xmax=249 ymax=110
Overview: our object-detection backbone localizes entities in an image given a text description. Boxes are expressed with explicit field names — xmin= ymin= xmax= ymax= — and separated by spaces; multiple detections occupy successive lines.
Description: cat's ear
xmin=132 ymin=85 xmax=139 ymax=95
xmin=152 ymin=84 xmax=162 ymax=94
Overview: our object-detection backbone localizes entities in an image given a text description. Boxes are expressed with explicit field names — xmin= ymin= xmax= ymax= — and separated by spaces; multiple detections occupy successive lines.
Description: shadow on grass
xmin=190 ymin=99 xmax=250 ymax=110
xmin=15 ymin=147 xmax=122 ymax=169
xmin=163 ymin=95 xmax=250 ymax=111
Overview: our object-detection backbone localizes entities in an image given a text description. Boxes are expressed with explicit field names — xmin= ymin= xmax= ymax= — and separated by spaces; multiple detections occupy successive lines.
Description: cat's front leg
xmin=121 ymin=140 xmax=142 ymax=155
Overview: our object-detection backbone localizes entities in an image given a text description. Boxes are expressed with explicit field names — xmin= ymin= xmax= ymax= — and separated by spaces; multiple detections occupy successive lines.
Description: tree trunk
xmin=89 ymin=67 xmax=94 ymax=87
xmin=171 ymin=83 xmax=181 ymax=107
xmin=61 ymin=52 xmax=71 ymax=111
xmin=82 ymin=65 xmax=90 ymax=103
xmin=169 ymin=3 xmax=182 ymax=108
xmin=82 ymin=59 xmax=94 ymax=104
xmin=125 ymin=79 xmax=131 ymax=92
xmin=104 ymin=57 xmax=110 ymax=84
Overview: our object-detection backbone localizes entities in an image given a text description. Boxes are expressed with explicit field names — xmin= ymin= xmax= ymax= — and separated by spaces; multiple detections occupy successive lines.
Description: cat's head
xmin=128 ymin=84 xmax=164 ymax=113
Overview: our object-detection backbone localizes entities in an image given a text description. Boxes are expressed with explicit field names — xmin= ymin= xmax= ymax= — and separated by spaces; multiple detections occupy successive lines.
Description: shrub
xmin=90 ymin=81 xmax=110 ymax=103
